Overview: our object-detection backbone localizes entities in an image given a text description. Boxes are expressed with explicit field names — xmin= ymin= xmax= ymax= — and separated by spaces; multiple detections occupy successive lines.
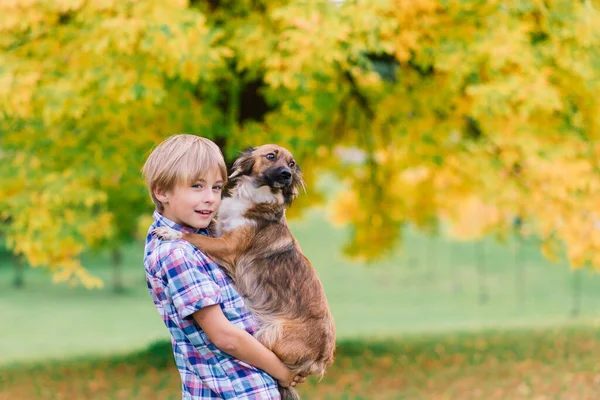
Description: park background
xmin=2 ymin=0 xmax=600 ymax=399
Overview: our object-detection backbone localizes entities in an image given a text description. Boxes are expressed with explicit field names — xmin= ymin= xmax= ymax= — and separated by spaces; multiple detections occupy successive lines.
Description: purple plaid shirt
xmin=144 ymin=211 xmax=280 ymax=399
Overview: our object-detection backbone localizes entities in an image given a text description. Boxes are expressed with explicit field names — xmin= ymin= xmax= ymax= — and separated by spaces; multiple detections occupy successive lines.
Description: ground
xmin=3 ymin=327 xmax=600 ymax=399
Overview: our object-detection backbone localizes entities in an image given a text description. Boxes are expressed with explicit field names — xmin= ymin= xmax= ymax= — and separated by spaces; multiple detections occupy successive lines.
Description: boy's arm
xmin=193 ymin=305 xmax=302 ymax=388
xmin=159 ymin=245 xmax=304 ymax=387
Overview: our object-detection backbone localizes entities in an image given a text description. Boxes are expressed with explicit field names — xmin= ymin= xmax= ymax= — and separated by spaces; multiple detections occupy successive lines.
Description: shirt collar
xmin=152 ymin=210 xmax=208 ymax=235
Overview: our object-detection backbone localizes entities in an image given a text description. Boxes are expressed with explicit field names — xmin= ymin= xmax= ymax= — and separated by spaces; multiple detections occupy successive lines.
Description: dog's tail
xmin=279 ymin=386 xmax=301 ymax=400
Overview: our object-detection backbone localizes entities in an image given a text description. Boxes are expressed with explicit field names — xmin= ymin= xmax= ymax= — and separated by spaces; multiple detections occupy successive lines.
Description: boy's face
xmin=156 ymin=168 xmax=224 ymax=230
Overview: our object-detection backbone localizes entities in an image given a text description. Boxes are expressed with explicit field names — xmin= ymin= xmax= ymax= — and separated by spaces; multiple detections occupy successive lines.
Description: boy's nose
xmin=204 ymin=191 xmax=216 ymax=203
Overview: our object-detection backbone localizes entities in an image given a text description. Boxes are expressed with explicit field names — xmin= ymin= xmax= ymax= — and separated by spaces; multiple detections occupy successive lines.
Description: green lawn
xmin=3 ymin=326 xmax=600 ymax=399
xmin=1 ymin=209 xmax=600 ymax=366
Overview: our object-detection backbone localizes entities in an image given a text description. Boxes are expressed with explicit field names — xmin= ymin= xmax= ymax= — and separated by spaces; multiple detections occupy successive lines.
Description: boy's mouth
xmin=195 ymin=210 xmax=212 ymax=215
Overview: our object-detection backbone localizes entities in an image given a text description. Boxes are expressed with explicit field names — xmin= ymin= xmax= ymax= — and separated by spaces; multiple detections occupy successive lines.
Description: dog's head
xmin=229 ymin=144 xmax=305 ymax=205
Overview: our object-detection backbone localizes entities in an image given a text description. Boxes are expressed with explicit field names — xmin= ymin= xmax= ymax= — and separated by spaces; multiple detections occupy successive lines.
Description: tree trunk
xmin=453 ymin=244 xmax=463 ymax=295
xmin=514 ymin=237 xmax=525 ymax=306
xmin=570 ymin=269 xmax=582 ymax=318
xmin=425 ymin=235 xmax=437 ymax=282
xmin=112 ymin=248 xmax=125 ymax=294
xmin=476 ymin=241 xmax=488 ymax=305
xmin=12 ymin=253 xmax=24 ymax=288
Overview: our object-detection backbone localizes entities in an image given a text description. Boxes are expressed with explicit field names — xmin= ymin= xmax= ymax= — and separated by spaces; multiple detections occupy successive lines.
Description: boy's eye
xmin=192 ymin=184 xmax=203 ymax=189
xmin=265 ymin=153 xmax=276 ymax=161
xmin=213 ymin=185 xmax=223 ymax=191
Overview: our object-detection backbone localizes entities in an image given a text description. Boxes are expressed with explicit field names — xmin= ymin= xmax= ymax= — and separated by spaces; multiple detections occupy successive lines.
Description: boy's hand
xmin=278 ymin=372 xmax=307 ymax=388
xmin=291 ymin=374 xmax=307 ymax=387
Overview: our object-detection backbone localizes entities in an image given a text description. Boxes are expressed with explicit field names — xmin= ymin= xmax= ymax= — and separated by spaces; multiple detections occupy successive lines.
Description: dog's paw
xmin=153 ymin=227 xmax=182 ymax=241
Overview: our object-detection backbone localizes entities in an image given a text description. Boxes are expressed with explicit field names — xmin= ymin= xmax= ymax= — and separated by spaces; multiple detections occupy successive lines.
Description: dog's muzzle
xmin=266 ymin=166 xmax=293 ymax=187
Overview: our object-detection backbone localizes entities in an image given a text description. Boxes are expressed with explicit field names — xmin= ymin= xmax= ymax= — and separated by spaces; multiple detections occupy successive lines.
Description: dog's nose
xmin=279 ymin=168 xmax=292 ymax=180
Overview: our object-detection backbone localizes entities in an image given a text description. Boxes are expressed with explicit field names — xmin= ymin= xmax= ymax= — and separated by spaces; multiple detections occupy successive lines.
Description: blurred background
xmin=2 ymin=0 xmax=600 ymax=399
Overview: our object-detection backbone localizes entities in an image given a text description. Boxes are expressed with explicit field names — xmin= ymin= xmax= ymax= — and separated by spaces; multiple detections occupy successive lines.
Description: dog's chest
xmin=216 ymin=183 xmax=283 ymax=235
xmin=216 ymin=197 xmax=254 ymax=234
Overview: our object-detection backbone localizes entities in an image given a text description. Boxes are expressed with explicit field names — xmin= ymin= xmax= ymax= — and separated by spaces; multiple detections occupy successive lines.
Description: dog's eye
xmin=266 ymin=153 xmax=276 ymax=161
xmin=288 ymin=161 xmax=296 ymax=168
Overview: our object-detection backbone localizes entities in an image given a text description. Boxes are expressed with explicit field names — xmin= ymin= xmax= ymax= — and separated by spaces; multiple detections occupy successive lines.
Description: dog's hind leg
xmin=253 ymin=318 xmax=284 ymax=351
xmin=260 ymin=321 xmax=324 ymax=375
xmin=253 ymin=322 xmax=303 ymax=399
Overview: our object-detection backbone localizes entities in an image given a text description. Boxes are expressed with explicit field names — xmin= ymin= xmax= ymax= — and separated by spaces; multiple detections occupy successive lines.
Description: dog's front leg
xmin=180 ymin=233 xmax=237 ymax=273
xmin=153 ymin=227 xmax=250 ymax=276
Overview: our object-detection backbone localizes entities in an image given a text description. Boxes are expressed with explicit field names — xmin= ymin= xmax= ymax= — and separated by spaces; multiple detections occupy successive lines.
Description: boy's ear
xmin=153 ymin=187 xmax=169 ymax=203
xmin=229 ymin=147 xmax=256 ymax=180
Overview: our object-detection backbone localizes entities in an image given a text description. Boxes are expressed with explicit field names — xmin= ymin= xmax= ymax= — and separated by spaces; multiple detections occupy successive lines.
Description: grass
xmin=2 ymin=208 xmax=600 ymax=366
xmin=3 ymin=325 xmax=600 ymax=399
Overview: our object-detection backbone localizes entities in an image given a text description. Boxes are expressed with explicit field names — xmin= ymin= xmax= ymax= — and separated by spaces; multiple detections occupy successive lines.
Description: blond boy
xmin=142 ymin=134 xmax=304 ymax=399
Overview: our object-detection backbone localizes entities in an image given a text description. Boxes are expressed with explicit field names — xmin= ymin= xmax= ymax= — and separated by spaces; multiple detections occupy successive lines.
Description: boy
xmin=141 ymin=134 xmax=304 ymax=399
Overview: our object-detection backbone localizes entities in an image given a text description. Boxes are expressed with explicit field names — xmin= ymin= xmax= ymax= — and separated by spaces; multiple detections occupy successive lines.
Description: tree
xmin=2 ymin=0 xmax=600 ymax=287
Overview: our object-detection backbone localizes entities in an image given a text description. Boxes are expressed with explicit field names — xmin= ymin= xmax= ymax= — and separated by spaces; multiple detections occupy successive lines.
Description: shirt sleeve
xmin=162 ymin=245 xmax=223 ymax=320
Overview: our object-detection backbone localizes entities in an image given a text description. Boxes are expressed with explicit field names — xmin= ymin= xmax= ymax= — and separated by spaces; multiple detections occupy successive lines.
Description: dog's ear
xmin=229 ymin=147 xmax=256 ymax=180
xmin=283 ymin=165 xmax=306 ymax=205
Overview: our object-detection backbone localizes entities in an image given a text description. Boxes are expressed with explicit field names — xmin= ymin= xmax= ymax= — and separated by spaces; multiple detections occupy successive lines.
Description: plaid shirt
xmin=144 ymin=211 xmax=280 ymax=399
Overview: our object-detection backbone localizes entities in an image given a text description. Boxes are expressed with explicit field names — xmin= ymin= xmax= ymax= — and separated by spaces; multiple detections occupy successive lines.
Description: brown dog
xmin=154 ymin=145 xmax=336 ymax=399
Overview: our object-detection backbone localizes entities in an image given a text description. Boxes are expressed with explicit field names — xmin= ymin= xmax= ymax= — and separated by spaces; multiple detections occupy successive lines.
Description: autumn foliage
xmin=2 ymin=0 xmax=600 ymax=285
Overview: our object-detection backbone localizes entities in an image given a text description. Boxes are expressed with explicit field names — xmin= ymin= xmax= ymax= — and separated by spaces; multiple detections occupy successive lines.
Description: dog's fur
xmin=154 ymin=145 xmax=336 ymax=400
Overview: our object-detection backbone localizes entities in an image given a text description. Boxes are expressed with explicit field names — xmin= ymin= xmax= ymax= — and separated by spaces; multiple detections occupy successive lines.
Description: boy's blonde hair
xmin=142 ymin=134 xmax=228 ymax=212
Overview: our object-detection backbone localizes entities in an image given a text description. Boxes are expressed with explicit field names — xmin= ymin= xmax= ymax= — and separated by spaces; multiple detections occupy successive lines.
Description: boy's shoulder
xmin=150 ymin=237 xmax=205 ymax=263
xmin=144 ymin=211 xmax=217 ymax=273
